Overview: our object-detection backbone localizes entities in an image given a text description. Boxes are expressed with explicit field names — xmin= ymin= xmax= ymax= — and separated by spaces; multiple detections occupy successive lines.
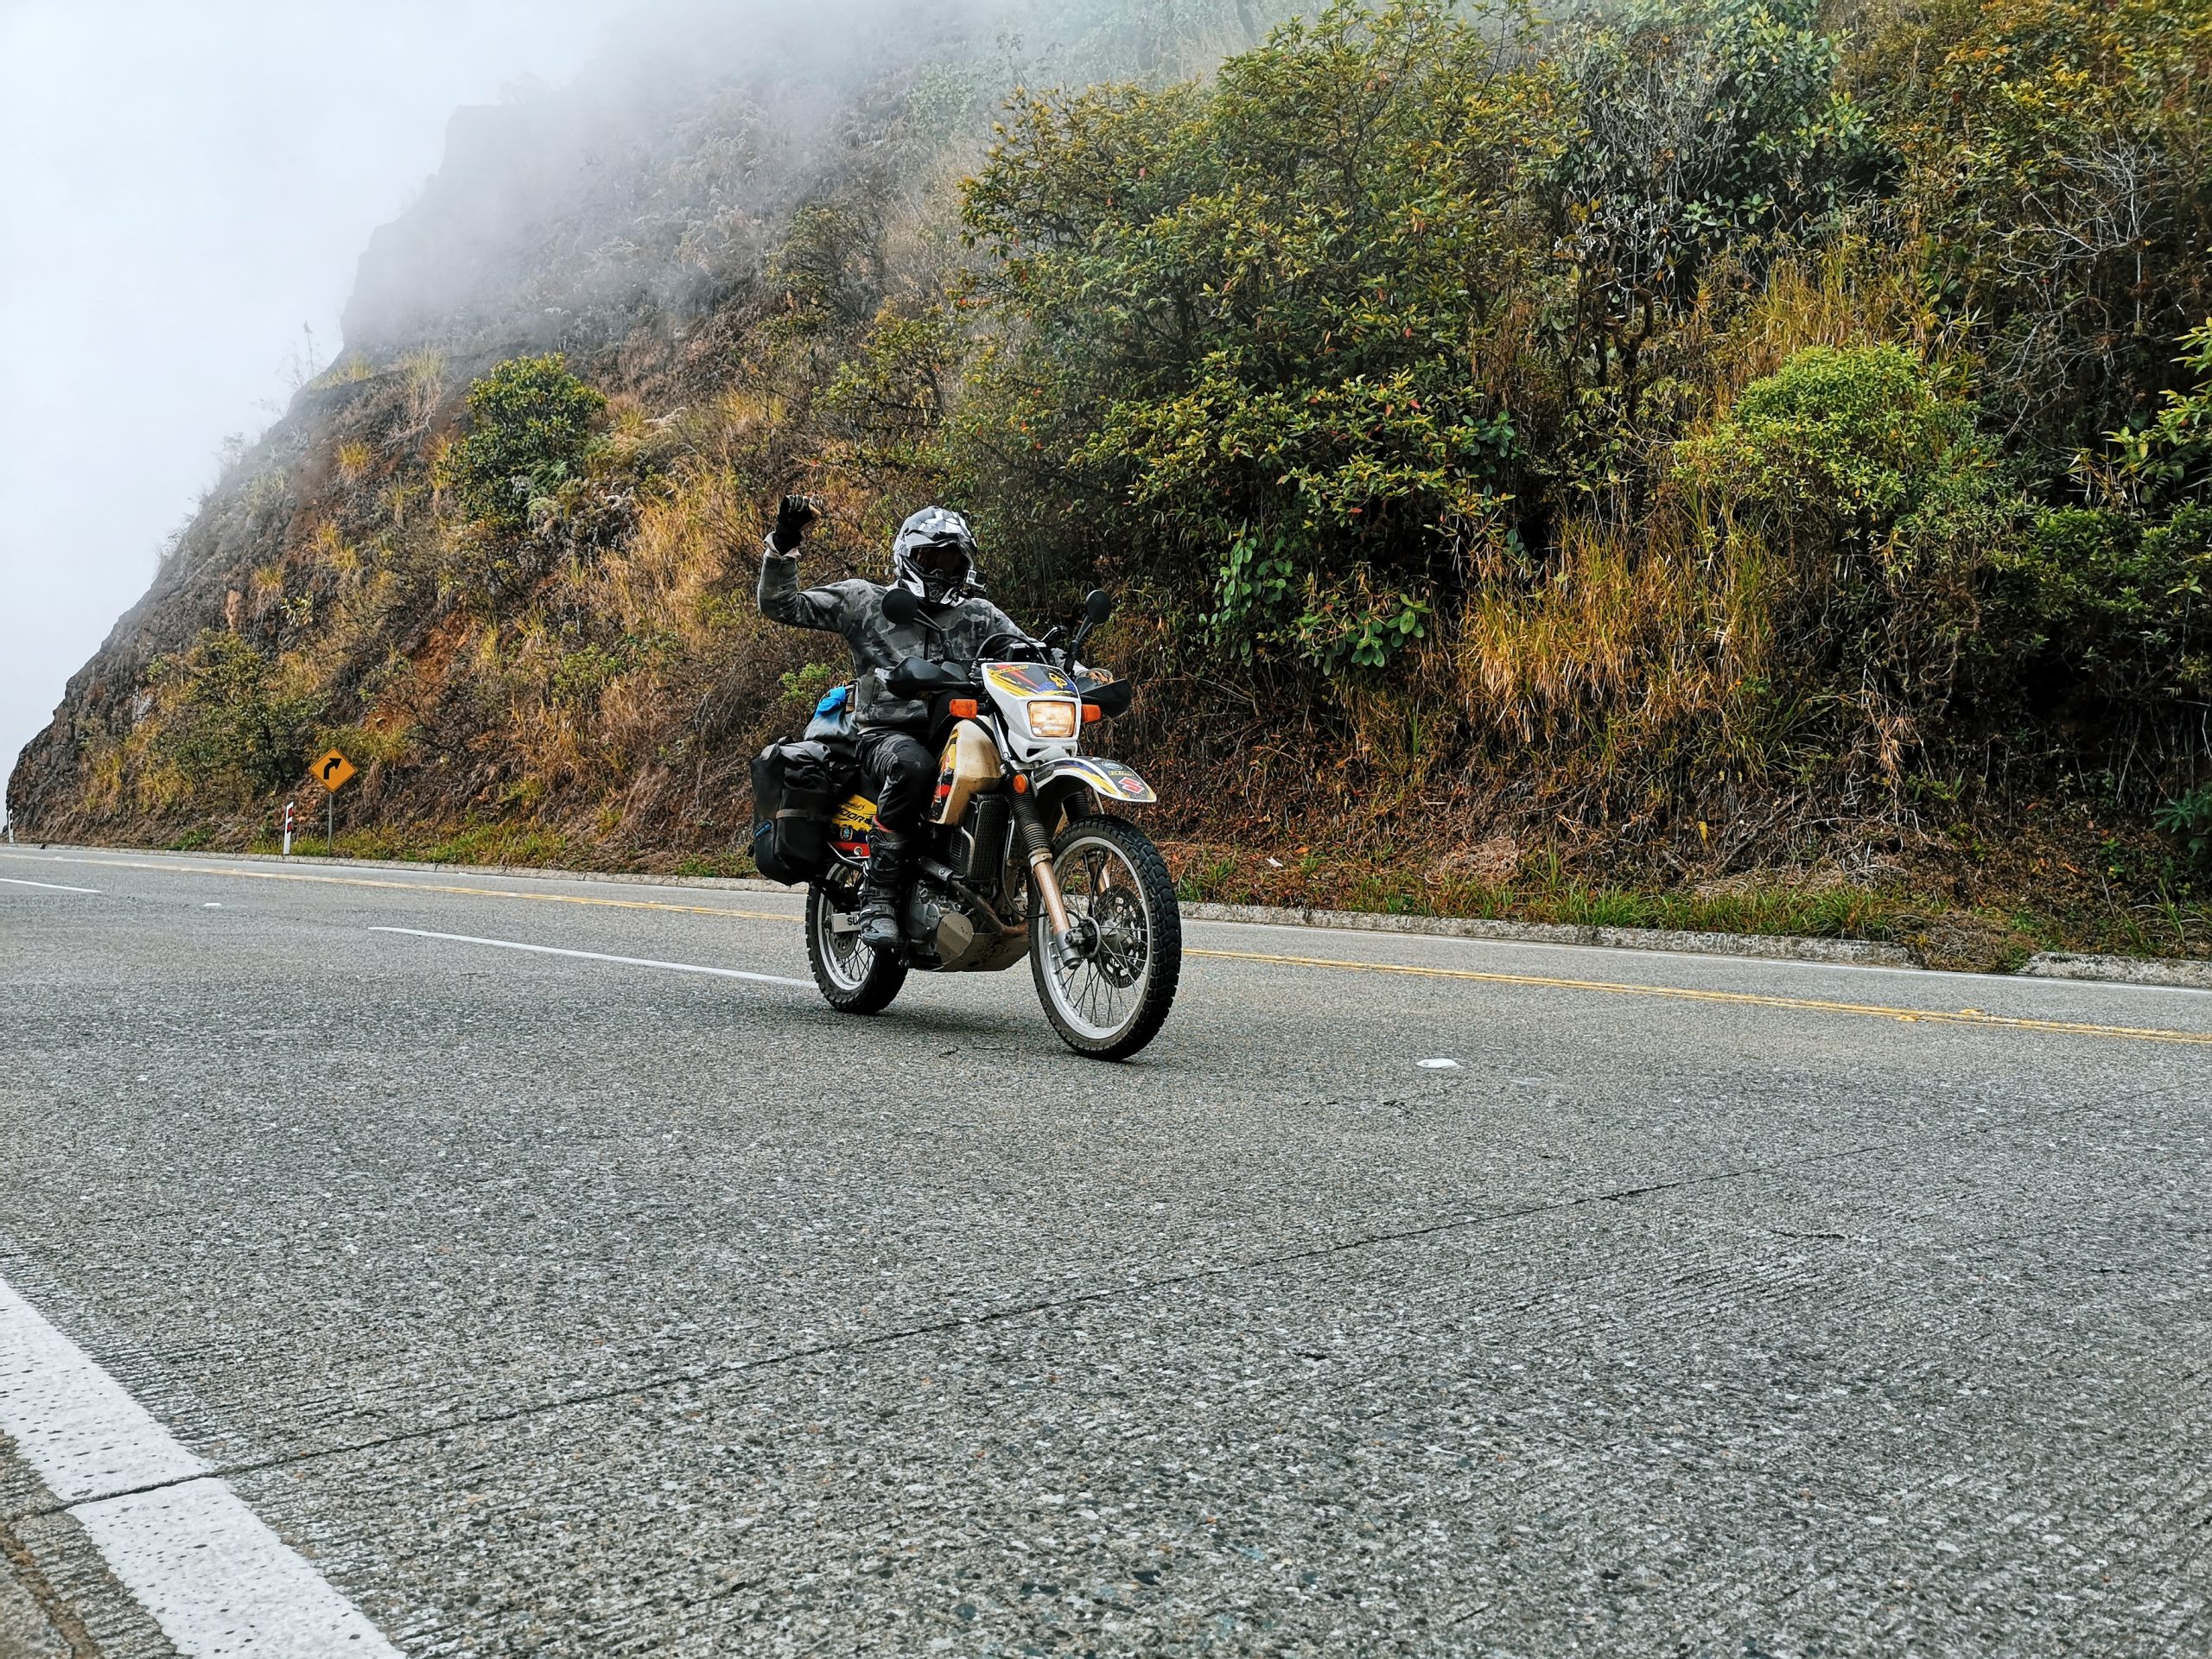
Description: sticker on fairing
xmin=1048 ymin=757 xmax=1156 ymax=803
xmin=985 ymin=663 xmax=1076 ymax=697
xmin=832 ymin=793 xmax=877 ymax=854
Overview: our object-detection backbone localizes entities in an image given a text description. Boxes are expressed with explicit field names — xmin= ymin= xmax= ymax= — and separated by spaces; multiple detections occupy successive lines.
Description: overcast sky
xmin=0 ymin=0 xmax=643 ymax=810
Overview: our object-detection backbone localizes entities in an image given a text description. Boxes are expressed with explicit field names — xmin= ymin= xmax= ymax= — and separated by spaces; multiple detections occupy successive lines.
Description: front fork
xmin=1010 ymin=785 xmax=1086 ymax=968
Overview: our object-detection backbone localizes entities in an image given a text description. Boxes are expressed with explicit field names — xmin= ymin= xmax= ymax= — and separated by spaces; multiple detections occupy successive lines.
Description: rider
xmin=757 ymin=494 xmax=1030 ymax=950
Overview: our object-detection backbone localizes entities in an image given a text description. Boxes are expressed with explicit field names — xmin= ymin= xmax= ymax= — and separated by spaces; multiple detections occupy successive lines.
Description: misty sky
xmin=0 ymin=0 xmax=645 ymax=810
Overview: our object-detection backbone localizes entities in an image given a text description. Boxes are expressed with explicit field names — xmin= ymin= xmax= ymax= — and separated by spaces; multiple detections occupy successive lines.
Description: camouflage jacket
xmin=756 ymin=543 xmax=1030 ymax=735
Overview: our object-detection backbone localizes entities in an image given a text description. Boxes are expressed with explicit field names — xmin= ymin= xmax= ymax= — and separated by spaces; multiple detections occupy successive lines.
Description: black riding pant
xmin=857 ymin=729 xmax=936 ymax=839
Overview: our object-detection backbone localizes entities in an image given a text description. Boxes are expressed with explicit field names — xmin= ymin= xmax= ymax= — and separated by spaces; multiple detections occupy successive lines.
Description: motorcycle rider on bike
xmin=757 ymin=494 xmax=1031 ymax=952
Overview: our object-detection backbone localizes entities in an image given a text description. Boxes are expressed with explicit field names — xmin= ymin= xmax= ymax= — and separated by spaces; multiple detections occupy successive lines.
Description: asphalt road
xmin=2 ymin=846 xmax=2208 ymax=1657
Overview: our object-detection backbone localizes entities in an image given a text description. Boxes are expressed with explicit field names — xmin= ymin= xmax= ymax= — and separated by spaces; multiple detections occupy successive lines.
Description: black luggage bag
xmin=750 ymin=738 xmax=850 ymax=884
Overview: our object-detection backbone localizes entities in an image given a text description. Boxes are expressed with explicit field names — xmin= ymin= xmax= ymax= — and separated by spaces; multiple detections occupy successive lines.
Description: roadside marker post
xmin=282 ymin=800 xmax=296 ymax=858
xmin=312 ymin=750 xmax=356 ymax=855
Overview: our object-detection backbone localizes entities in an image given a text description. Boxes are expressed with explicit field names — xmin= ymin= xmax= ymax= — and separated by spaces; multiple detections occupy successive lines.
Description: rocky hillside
xmin=9 ymin=0 xmax=1270 ymax=853
xmin=12 ymin=0 xmax=2212 ymax=969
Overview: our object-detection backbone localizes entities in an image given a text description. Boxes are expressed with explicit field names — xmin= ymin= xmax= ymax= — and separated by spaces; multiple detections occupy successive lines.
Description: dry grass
xmin=1451 ymin=504 xmax=1780 ymax=791
xmin=335 ymin=440 xmax=375 ymax=482
xmin=1704 ymin=238 xmax=1961 ymax=416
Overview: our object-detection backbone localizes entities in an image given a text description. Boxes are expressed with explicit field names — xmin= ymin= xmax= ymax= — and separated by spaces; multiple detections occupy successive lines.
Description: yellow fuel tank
xmin=931 ymin=720 xmax=1002 ymax=825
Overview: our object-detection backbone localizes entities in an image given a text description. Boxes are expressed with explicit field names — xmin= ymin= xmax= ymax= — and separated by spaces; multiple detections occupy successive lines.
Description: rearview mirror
xmin=1084 ymin=588 xmax=1115 ymax=627
xmin=881 ymin=584 xmax=919 ymax=625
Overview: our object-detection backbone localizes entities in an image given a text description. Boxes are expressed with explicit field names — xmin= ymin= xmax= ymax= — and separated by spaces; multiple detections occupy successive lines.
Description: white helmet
xmin=892 ymin=506 xmax=978 ymax=605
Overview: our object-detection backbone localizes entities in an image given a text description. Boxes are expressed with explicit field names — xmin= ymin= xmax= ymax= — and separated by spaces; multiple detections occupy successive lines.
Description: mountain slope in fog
xmin=7 ymin=0 xmax=1269 ymax=849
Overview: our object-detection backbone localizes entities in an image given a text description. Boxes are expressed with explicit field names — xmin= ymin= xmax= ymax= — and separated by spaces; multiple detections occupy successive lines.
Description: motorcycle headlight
xmin=1026 ymin=699 xmax=1078 ymax=738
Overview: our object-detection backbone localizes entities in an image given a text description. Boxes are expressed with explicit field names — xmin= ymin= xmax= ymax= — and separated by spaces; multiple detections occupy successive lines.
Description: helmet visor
xmin=912 ymin=539 xmax=970 ymax=579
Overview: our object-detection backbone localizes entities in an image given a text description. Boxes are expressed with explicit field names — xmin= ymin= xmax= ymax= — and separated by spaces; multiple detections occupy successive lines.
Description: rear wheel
xmin=806 ymin=877 xmax=907 ymax=1014
xmin=1029 ymin=816 xmax=1180 ymax=1059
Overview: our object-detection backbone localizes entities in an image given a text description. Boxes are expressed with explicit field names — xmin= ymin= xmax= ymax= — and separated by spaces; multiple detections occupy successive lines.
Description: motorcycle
xmin=787 ymin=588 xmax=1181 ymax=1060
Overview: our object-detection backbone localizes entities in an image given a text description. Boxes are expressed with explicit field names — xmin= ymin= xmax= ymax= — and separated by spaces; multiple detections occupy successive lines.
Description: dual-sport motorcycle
xmin=751 ymin=588 xmax=1180 ymax=1059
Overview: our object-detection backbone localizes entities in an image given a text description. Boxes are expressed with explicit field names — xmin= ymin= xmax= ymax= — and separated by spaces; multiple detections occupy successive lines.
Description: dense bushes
xmin=435 ymin=354 xmax=606 ymax=532
xmin=959 ymin=3 xmax=1566 ymax=669
xmin=1675 ymin=345 xmax=2008 ymax=782
xmin=934 ymin=0 xmax=2212 ymax=837
xmin=1988 ymin=509 xmax=2212 ymax=709
xmin=150 ymin=632 xmax=321 ymax=800
xmin=1886 ymin=0 xmax=2212 ymax=454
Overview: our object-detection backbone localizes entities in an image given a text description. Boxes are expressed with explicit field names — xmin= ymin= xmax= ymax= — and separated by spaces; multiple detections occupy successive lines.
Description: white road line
xmin=0 ymin=1275 xmax=400 ymax=1657
xmin=371 ymin=925 xmax=813 ymax=988
xmin=0 ymin=1281 xmax=206 ymax=1502
xmin=0 ymin=875 xmax=100 ymax=893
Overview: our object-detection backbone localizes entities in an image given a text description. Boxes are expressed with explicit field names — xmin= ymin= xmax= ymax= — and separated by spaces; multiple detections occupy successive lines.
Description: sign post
xmin=312 ymin=749 xmax=356 ymax=855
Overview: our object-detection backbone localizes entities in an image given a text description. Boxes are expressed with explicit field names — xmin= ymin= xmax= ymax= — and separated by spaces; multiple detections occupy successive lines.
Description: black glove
xmin=770 ymin=493 xmax=821 ymax=554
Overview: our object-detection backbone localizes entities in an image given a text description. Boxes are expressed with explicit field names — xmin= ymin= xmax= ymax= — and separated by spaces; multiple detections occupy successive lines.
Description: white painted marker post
xmin=0 ymin=1274 xmax=401 ymax=1656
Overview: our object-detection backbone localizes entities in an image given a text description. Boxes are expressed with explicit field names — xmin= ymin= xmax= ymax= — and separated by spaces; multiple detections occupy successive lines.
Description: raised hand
xmin=771 ymin=493 xmax=823 ymax=553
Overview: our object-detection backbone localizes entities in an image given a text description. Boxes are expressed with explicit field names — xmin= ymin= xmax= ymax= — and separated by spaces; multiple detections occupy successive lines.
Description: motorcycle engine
xmin=906 ymin=887 xmax=980 ymax=968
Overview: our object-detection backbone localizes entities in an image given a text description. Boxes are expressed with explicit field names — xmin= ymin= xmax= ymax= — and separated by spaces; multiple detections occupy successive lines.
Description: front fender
xmin=1033 ymin=755 xmax=1157 ymax=809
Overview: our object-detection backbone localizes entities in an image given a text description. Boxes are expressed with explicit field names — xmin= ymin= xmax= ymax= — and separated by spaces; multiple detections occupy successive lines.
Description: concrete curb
xmin=1179 ymin=901 xmax=1918 ymax=968
xmin=2020 ymin=951 xmax=2212 ymax=991
xmin=14 ymin=843 xmax=2206 ymax=988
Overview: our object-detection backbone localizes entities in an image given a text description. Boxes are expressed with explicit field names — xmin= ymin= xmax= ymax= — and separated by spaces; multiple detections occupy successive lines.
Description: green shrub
xmin=437 ymin=354 xmax=606 ymax=532
xmin=779 ymin=663 xmax=844 ymax=708
xmin=1680 ymin=346 xmax=2003 ymax=555
xmin=151 ymin=632 xmax=322 ymax=798
xmin=1676 ymin=345 xmax=2013 ymax=774
xmin=957 ymin=0 xmax=1569 ymax=671
xmin=1986 ymin=506 xmax=2212 ymax=707
xmin=2157 ymin=782 xmax=2212 ymax=865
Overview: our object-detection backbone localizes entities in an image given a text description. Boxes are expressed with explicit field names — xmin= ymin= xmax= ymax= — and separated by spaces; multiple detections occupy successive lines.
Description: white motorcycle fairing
xmin=1031 ymin=754 xmax=1157 ymax=804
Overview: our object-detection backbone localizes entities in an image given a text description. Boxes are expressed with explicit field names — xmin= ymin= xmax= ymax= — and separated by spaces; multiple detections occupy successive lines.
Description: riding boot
xmin=856 ymin=831 xmax=912 ymax=952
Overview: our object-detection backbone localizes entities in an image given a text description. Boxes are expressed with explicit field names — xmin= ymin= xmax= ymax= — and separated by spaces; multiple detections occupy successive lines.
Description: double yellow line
xmin=1188 ymin=947 xmax=2212 ymax=1049
xmin=13 ymin=852 xmax=2210 ymax=1050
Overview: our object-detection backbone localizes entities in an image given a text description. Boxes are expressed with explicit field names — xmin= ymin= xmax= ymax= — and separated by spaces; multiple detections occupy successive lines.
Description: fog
xmin=0 ymin=0 xmax=644 ymax=812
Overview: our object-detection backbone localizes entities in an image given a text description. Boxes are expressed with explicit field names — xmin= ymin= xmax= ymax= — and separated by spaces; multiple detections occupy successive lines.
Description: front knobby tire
xmin=806 ymin=880 xmax=907 ymax=1014
xmin=1029 ymin=816 xmax=1181 ymax=1060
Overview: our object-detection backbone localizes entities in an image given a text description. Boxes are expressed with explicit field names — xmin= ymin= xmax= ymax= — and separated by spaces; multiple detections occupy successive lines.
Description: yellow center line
xmin=0 ymin=853 xmax=799 ymax=923
xmin=1188 ymin=946 xmax=2212 ymax=1049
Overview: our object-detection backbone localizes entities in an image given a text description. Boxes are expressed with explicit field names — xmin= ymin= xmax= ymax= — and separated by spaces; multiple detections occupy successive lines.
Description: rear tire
xmin=806 ymin=878 xmax=907 ymax=1014
xmin=1029 ymin=816 xmax=1180 ymax=1059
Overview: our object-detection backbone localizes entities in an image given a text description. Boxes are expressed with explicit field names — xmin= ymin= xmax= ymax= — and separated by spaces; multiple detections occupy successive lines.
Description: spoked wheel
xmin=806 ymin=877 xmax=907 ymax=1014
xmin=1029 ymin=816 xmax=1181 ymax=1059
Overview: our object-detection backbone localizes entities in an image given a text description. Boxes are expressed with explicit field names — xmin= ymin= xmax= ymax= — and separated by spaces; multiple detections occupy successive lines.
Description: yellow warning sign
xmin=313 ymin=749 xmax=357 ymax=792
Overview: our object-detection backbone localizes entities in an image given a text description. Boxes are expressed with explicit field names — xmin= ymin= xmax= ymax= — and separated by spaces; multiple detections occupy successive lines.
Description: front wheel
xmin=806 ymin=878 xmax=907 ymax=1014
xmin=1029 ymin=816 xmax=1181 ymax=1059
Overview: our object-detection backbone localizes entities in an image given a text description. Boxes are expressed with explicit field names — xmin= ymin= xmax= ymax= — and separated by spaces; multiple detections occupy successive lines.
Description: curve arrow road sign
xmin=314 ymin=749 xmax=357 ymax=792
